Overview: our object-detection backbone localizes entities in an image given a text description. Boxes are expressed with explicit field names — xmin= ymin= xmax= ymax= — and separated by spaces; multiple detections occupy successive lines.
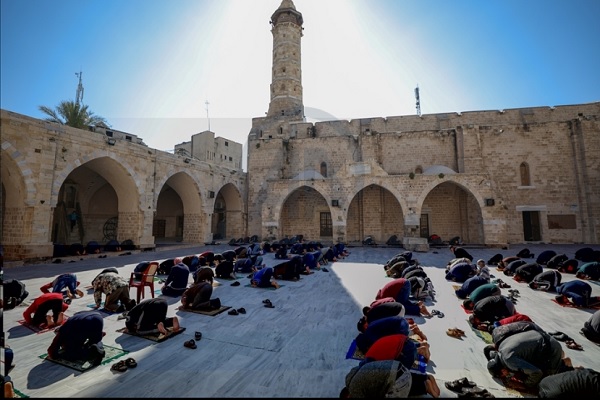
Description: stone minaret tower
xmin=266 ymin=0 xmax=304 ymax=119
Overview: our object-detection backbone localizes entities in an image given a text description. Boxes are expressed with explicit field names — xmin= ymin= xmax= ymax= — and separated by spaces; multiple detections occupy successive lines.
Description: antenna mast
xmin=205 ymin=100 xmax=210 ymax=131
xmin=414 ymin=84 xmax=421 ymax=117
xmin=75 ymin=70 xmax=84 ymax=106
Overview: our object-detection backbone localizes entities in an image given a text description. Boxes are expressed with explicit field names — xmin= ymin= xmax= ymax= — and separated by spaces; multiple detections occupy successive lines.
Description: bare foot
xmin=425 ymin=375 xmax=440 ymax=398
xmin=172 ymin=317 xmax=180 ymax=333
xmin=157 ymin=321 xmax=167 ymax=335
xmin=46 ymin=315 xmax=55 ymax=327
xmin=56 ymin=312 xmax=64 ymax=326
xmin=273 ymin=281 xmax=280 ymax=289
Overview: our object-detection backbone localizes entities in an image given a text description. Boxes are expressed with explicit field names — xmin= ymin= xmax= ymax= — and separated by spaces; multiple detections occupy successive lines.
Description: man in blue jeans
xmin=40 ymin=273 xmax=82 ymax=299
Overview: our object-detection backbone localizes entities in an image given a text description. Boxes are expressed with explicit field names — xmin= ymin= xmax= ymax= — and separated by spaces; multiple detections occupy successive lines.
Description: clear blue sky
xmin=2 ymin=0 xmax=599 ymax=161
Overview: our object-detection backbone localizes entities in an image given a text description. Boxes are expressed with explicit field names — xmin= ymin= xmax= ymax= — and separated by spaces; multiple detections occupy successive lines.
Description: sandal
xmin=111 ymin=360 xmax=128 ymax=372
xmin=445 ymin=377 xmax=476 ymax=393
xmin=125 ymin=357 xmax=137 ymax=368
xmin=262 ymin=299 xmax=272 ymax=305
xmin=264 ymin=302 xmax=275 ymax=308
xmin=184 ymin=339 xmax=197 ymax=349
xmin=446 ymin=328 xmax=464 ymax=339
xmin=566 ymin=340 xmax=583 ymax=351
xmin=228 ymin=309 xmax=239 ymax=315
xmin=237 ymin=307 xmax=246 ymax=314
xmin=431 ymin=309 xmax=445 ymax=318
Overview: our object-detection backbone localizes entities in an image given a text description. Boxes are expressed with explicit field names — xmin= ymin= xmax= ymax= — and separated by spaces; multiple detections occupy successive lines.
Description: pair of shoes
xmin=446 ymin=328 xmax=465 ymax=339
xmin=321 ymin=267 xmax=329 ymax=272
xmin=263 ymin=299 xmax=275 ymax=308
xmin=230 ymin=281 xmax=240 ymax=286
xmin=228 ymin=309 xmax=239 ymax=315
xmin=566 ymin=340 xmax=583 ymax=350
xmin=431 ymin=309 xmax=445 ymax=318
xmin=445 ymin=377 xmax=477 ymax=393
xmin=111 ymin=360 xmax=128 ymax=372
xmin=195 ymin=331 xmax=202 ymax=341
xmin=237 ymin=307 xmax=246 ymax=314
xmin=125 ymin=357 xmax=137 ymax=368
xmin=184 ymin=339 xmax=197 ymax=349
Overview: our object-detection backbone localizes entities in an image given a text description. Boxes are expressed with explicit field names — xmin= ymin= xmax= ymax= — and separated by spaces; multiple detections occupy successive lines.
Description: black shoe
xmin=116 ymin=304 xmax=126 ymax=313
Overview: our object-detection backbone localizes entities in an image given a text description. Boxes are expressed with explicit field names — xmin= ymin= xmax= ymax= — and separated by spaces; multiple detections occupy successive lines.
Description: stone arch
xmin=0 ymin=143 xmax=36 ymax=206
xmin=346 ymin=183 xmax=405 ymax=244
xmin=155 ymin=171 xmax=204 ymax=243
xmin=418 ymin=178 xmax=485 ymax=244
xmin=279 ymin=185 xmax=330 ymax=241
xmin=1 ymin=145 xmax=29 ymax=246
xmin=212 ymin=183 xmax=244 ymax=241
xmin=50 ymin=155 xmax=141 ymax=246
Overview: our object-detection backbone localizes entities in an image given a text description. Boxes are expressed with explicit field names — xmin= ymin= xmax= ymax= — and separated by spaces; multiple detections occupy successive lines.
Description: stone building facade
xmin=246 ymin=0 xmax=600 ymax=249
xmin=1 ymin=0 xmax=599 ymax=262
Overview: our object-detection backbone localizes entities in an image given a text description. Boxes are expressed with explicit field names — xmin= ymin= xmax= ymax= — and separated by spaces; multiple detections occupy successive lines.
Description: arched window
xmin=520 ymin=162 xmax=531 ymax=186
xmin=320 ymin=162 xmax=327 ymax=177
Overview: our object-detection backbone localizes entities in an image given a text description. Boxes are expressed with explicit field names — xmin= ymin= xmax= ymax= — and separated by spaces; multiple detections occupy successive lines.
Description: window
xmin=229 ymin=156 xmax=232 ymax=161
xmin=225 ymin=141 xmax=229 ymax=147
xmin=105 ymin=131 xmax=113 ymax=137
xmin=125 ymin=135 xmax=132 ymax=141
xmin=547 ymin=215 xmax=576 ymax=229
xmin=520 ymin=162 xmax=531 ymax=186
xmin=320 ymin=212 xmax=333 ymax=236
xmin=320 ymin=162 xmax=328 ymax=177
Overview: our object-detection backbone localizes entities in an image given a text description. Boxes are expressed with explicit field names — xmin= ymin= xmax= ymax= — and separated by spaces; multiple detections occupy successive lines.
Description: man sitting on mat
xmin=484 ymin=321 xmax=574 ymax=392
xmin=181 ymin=281 xmax=222 ymax=311
xmin=215 ymin=259 xmax=236 ymax=279
xmin=23 ymin=292 xmax=69 ymax=329
xmin=250 ymin=266 xmax=280 ymax=289
xmin=161 ymin=258 xmax=190 ymax=297
xmin=555 ymin=280 xmax=595 ymax=307
xmin=528 ymin=270 xmax=562 ymax=292
xmin=580 ymin=310 xmax=600 ymax=344
xmin=47 ymin=310 xmax=106 ymax=365
xmin=125 ymin=297 xmax=180 ymax=336
xmin=375 ymin=278 xmax=432 ymax=317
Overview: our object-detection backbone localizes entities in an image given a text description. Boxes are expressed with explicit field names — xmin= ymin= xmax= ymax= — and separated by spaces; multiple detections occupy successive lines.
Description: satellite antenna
xmin=75 ymin=70 xmax=84 ymax=106
xmin=205 ymin=100 xmax=210 ymax=131
xmin=414 ymin=84 xmax=421 ymax=117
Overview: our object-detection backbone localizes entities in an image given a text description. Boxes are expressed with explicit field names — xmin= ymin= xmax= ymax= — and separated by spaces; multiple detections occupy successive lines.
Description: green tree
xmin=38 ymin=100 xmax=108 ymax=129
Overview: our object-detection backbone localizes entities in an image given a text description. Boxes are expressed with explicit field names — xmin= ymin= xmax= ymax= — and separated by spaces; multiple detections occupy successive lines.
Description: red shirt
xmin=23 ymin=292 xmax=68 ymax=323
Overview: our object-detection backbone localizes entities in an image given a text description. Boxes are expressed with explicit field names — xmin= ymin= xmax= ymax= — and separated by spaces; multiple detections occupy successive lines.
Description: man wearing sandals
xmin=47 ymin=310 xmax=105 ymax=366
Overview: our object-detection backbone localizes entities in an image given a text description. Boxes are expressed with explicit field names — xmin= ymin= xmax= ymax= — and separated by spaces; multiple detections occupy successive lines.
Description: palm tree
xmin=38 ymin=100 xmax=108 ymax=129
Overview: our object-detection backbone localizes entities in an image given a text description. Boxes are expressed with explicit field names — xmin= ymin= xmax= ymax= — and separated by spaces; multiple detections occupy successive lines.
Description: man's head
xmin=477 ymin=259 xmax=485 ymax=268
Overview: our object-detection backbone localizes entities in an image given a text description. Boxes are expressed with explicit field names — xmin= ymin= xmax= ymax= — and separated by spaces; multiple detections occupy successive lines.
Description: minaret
xmin=267 ymin=0 xmax=304 ymax=119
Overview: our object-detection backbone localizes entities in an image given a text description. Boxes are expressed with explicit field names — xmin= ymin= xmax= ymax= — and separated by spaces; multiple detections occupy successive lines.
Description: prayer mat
xmin=18 ymin=316 xmax=69 ymax=334
xmin=468 ymin=321 xmax=493 ymax=344
xmin=13 ymin=387 xmax=30 ymax=398
xmin=460 ymin=304 xmax=473 ymax=314
xmin=552 ymin=296 xmax=600 ymax=309
xmin=177 ymin=305 xmax=231 ymax=316
xmin=39 ymin=344 xmax=129 ymax=372
xmin=244 ymin=284 xmax=285 ymax=290
xmin=116 ymin=326 xmax=186 ymax=342
xmin=345 ymin=339 xmax=365 ymax=360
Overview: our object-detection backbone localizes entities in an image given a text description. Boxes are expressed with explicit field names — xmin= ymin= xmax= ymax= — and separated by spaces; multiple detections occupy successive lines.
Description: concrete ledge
xmin=403 ymin=237 xmax=429 ymax=252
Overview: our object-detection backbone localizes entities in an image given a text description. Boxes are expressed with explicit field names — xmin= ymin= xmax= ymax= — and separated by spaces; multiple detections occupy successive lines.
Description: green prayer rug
xmin=39 ymin=344 xmax=129 ymax=372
